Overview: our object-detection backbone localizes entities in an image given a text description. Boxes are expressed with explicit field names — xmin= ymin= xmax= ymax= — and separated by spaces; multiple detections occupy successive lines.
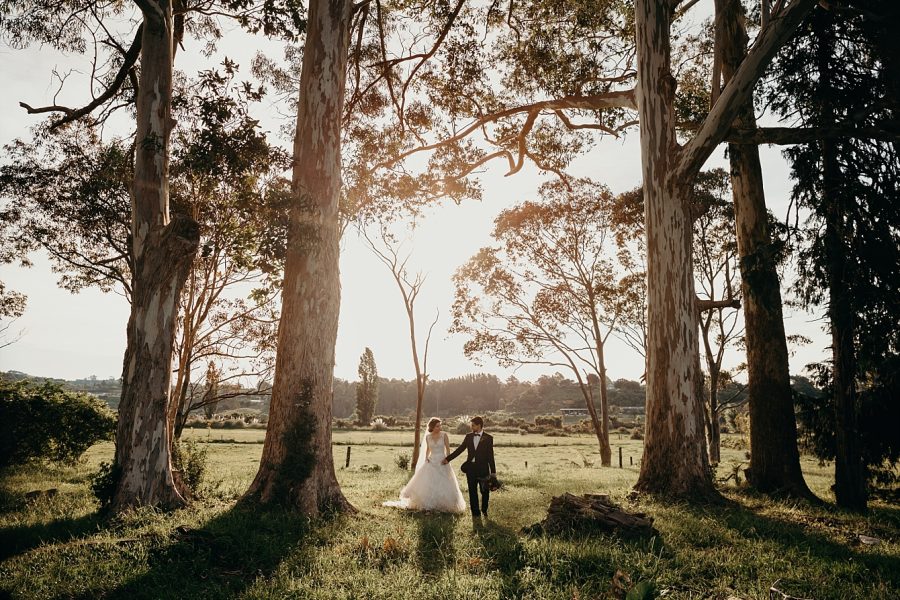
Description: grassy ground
xmin=1 ymin=430 xmax=897 ymax=599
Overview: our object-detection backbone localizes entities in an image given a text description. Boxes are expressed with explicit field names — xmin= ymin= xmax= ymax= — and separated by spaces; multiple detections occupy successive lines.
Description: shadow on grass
xmin=684 ymin=493 xmax=900 ymax=597
xmin=473 ymin=518 xmax=527 ymax=596
xmin=0 ymin=512 xmax=104 ymax=561
xmin=103 ymin=502 xmax=324 ymax=600
xmin=0 ymin=480 xmax=105 ymax=562
xmin=409 ymin=512 xmax=457 ymax=574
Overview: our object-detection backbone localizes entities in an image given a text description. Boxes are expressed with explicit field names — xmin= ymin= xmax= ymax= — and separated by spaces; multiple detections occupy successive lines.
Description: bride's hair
xmin=427 ymin=417 xmax=442 ymax=432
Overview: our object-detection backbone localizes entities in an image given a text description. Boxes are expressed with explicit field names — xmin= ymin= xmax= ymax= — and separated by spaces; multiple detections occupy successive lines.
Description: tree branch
xmin=19 ymin=24 xmax=143 ymax=130
xmin=725 ymin=124 xmax=900 ymax=145
xmin=374 ymin=90 xmax=637 ymax=170
xmin=676 ymin=0 xmax=818 ymax=179
xmin=697 ymin=297 xmax=741 ymax=312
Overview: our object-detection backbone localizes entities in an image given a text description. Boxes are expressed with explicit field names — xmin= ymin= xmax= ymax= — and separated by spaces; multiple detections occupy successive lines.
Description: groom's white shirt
xmin=472 ymin=431 xmax=482 ymax=451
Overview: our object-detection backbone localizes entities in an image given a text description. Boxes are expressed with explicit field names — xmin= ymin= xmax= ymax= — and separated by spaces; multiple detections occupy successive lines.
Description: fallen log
xmin=522 ymin=492 xmax=658 ymax=538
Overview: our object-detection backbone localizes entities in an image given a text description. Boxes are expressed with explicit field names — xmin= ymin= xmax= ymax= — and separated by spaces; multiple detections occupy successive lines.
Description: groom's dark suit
xmin=446 ymin=431 xmax=495 ymax=517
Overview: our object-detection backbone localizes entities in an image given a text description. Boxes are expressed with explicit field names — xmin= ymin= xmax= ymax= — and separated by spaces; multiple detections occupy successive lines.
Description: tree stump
xmin=522 ymin=493 xmax=658 ymax=538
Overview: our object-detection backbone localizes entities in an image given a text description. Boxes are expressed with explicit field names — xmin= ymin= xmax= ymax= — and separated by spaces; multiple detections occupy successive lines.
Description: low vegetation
xmin=0 ymin=378 xmax=115 ymax=470
xmin=1 ymin=432 xmax=897 ymax=599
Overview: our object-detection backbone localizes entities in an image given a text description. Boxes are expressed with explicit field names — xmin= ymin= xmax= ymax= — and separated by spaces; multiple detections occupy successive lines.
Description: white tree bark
xmin=113 ymin=0 xmax=199 ymax=512
xmin=632 ymin=0 xmax=815 ymax=497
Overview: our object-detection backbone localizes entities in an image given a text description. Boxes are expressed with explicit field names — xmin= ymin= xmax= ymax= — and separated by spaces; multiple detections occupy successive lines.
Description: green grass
xmin=1 ymin=432 xmax=898 ymax=599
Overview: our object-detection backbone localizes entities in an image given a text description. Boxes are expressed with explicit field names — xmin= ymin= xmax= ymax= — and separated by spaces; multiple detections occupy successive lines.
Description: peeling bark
xmin=632 ymin=0 xmax=715 ymax=499
xmin=112 ymin=0 xmax=199 ymax=513
xmin=631 ymin=0 xmax=815 ymax=498
xmin=716 ymin=0 xmax=815 ymax=500
xmin=244 ymin=0 xmax=355 ymax=516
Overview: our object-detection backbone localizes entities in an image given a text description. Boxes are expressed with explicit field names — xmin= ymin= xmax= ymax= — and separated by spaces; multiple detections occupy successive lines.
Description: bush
xmin=90 ymin=461 xmax=120 ymax=512
xmin=371 ymin=418 xmax=389 ymax=431
xmin=535 ymin=415 xmax=563 ymax=428
xmin=0 ymin=377 xmax=116 ymax=469
xmin=630 ymin=427 xmax=644 ymax=440
xmin=395 ymin=453 xmax=411 ymax=470
xmin=173 ymin=438 xmax=209 ymax=495
xmin=455 ymin=422 xmax=470 ymax=435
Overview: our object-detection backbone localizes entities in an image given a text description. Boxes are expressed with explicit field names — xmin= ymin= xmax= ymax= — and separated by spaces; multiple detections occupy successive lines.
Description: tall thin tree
xmin=363 ymin=226 xmax=438 ymax=468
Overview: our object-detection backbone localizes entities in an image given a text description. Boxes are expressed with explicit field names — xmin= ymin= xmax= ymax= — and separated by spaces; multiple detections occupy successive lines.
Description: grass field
xmin=1 ymin=430 xmax=898 ymax=599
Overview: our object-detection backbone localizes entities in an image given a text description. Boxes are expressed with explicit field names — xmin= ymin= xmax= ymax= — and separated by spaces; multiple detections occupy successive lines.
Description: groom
xmin=443 ymin=416 xmax=496 ymax=518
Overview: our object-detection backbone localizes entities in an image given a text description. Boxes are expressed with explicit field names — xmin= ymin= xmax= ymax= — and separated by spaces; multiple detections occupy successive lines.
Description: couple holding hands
xmin=384 ymin=416 xmax=497 ymax=518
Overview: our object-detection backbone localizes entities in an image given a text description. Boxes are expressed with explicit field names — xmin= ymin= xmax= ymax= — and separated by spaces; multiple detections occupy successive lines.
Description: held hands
xmin=441 ymin=458 xmax=448 ymax=465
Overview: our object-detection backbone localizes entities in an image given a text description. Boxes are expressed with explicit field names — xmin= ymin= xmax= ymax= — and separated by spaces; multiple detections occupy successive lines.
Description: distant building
xmin=559 ymin=407 xmax=590 ymax=417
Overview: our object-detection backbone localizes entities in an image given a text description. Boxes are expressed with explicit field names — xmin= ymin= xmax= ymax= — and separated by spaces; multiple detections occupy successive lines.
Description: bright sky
xmin=0 ymin=4 xmax=831 ymax=384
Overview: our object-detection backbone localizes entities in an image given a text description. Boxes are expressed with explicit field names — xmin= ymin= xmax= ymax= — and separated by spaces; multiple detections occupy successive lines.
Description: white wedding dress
xmin=383 ymin=432 xmax=466 ymax=513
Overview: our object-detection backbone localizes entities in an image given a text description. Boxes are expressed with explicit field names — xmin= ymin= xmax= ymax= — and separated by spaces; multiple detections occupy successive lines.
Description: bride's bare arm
xmin=444 ymin=432 xmax=451 ymax=456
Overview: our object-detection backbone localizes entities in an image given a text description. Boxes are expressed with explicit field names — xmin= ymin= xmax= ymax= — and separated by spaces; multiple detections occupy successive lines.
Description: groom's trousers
xmin=465 ymin=473 xmax=489 ymax=516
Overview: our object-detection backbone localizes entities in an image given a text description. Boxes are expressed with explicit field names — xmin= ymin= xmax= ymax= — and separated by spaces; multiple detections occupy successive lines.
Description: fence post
xmin=618 ymin=446 xmax=623 ymax=468
xmin=345 ymin=446 xmax=351 ymax=468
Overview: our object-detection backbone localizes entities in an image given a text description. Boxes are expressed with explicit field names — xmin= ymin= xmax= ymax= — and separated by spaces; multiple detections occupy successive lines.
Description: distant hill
xmin=2 ymin=370 xmax=122 ymax=408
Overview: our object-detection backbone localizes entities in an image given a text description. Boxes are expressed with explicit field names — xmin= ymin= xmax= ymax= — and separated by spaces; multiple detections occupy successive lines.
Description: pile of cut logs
xmin=523 ymin=492 xmax=658 ymax=538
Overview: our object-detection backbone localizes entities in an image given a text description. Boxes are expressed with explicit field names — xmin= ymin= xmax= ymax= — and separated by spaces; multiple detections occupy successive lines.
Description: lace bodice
xmin=425 ymin=432 xmax=447 ymax=460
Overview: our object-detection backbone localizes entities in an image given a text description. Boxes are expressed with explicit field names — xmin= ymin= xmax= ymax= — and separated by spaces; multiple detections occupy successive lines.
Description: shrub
xmin=534 ymin=415 xmax=563 ymax=428
xmin=630 ymin=427 xmax=644 ymax=440
xmin=455 ymin=422 xmax=470 ymax=435
xmin=371 ymin=418 xmax=388 ymax=431
xmin=395 ymin=453 xmax=411 ymax=470
xmin=0 ymin=378 xmax=116 ymax=469
xmin=173 ymin=438 xmax=209 ymax=495
xmin=90 ymin=461 xmax=120 ymax=512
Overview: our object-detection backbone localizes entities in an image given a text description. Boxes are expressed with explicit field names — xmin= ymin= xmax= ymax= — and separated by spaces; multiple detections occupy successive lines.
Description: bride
xmin=383 ymin=417 xmax=466 ymax=513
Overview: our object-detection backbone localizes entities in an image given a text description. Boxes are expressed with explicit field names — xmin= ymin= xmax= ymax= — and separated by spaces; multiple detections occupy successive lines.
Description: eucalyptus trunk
xmin=244 ymin=0 xmax=354 ymax=515
xmin=716 ymin=0 xmax=815 ymax=499
xmin=632 ymin=0 xmax=714 ymax=498
xmin=577 ymin=376 xmax=609 ymax=466
xmin=113 ymin=0 xmax=199 ymax=512
xmin=706 ymin=369 xmax=721 ymax=465
xmin=596 ymin=343 xmax=612 ymax=467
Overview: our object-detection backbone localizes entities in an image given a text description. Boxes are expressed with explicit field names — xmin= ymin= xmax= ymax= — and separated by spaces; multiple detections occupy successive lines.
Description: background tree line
xmin=331 ymin=371 xmax=737 ymax=421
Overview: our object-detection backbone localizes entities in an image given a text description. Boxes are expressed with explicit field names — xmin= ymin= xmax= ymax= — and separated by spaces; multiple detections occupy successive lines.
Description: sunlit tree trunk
xmin=244 ymin=0 xmax=354 ymax=515
xmin=700 ymin=317 xmax=722 ymax=464
xmin=409 ymin=311 xmax=426 ymax=468
xmin=169 ymin=271 xmax=198 ymax=440
xmin=716 ymin=0 xmax=815 ymax=498
xmin=632 ymin=0 xmax=714 ymax=498
xmin=594 ymin=333 xmax=612 ymax=466
xmin=113 ymin=0 xmax=199 ymax=512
